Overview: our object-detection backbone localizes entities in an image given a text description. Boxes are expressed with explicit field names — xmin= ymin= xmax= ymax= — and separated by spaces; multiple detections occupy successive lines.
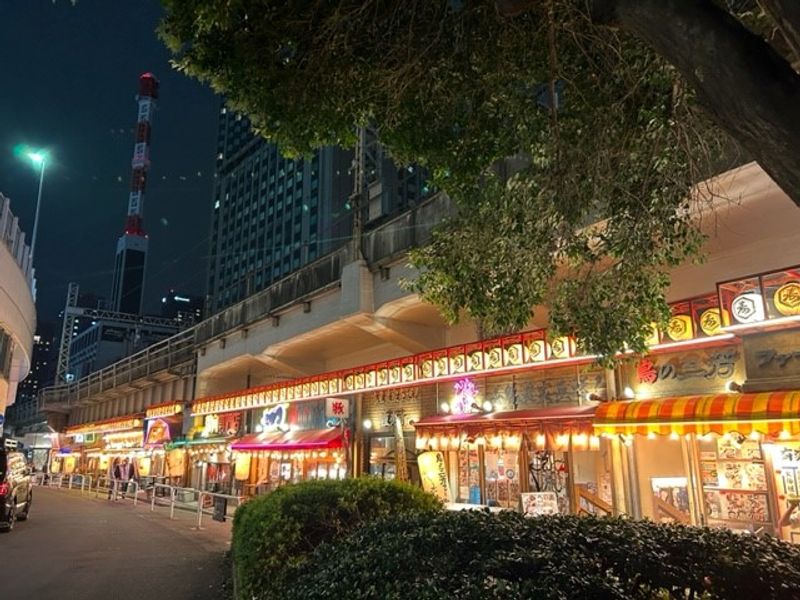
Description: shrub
xmin=287 ymin=511 xmax=800 ymax=600
xmin=232 ymin=478 xmax=441 ymax=600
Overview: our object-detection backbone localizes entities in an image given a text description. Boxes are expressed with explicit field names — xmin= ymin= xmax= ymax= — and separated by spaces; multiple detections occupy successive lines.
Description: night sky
xmin=0 ymin=0 xmax=220 ymax=324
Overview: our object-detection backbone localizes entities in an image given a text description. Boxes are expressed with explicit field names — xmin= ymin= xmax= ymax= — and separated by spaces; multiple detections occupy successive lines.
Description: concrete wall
xmin=0 ymin=237 xmax=35 ymax=415
xmin=195 ymin=163 xmax=800 ymax=400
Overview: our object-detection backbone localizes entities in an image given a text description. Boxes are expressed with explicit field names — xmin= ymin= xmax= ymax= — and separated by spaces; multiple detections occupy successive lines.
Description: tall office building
xmin=206 ymin=109 xmax=354 ymax=313
xmin=161 ymin=290 xmax=204 ymax=326
xmin=5 ymin=323 xmax=56 ymax=434
xmin=206 ymin=108 xmax=430 ymax=313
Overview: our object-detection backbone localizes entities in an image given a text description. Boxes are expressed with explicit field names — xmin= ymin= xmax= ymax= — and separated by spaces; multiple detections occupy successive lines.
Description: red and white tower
xmin=110 ymin=72 xmax=159 ymax=315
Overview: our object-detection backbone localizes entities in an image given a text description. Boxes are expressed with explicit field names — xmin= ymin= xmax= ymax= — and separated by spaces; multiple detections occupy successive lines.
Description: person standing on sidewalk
xmin=117 ymin=458 xmax=132 ymax=500
xmin=108 ymin=458 xmax=120 ymax=500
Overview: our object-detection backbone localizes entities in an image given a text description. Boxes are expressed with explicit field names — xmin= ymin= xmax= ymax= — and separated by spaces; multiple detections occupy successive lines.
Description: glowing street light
xmin=28 ymin=151 xmax=46 ymax=165
xmin=17 ymin=148 xmax=49 ymax=261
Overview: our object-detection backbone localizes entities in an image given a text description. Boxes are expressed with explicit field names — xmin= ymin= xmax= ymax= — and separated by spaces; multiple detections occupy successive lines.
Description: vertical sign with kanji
xmin=418 ymin=451 xmax=451 ymax=502
xmin=325 ymin=397 xmax=350 ymax=419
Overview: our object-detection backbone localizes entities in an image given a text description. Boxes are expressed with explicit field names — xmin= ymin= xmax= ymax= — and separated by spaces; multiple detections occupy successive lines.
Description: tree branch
xmin=595 ymin=0 xmax=800 ymax=206
xmin=759 ymin=0 xmax=800 ymax=63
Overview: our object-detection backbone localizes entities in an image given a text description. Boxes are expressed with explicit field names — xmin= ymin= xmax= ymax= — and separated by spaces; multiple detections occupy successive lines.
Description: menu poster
xmin=719 ymin=462 xmax=766 ymax=491
xmin=717 ymin=438 xmax=762 ymax=460
xmin=705 ymin=491 xmax=723 ymax=520
xmin=701 ymin=462 xmax=719 ymax=487
xmin=706 ymin=490 xmax=770 ymax=523
xmin=520 ymin=491 xmax=559 ymax=517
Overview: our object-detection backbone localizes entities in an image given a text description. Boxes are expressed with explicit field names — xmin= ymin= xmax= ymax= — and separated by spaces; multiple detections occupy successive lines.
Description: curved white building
xmin=0 ymin=193 xmax=36 ymax=429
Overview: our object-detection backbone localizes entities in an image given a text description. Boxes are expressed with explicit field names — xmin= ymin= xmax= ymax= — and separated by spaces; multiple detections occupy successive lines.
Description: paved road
xmin=1 ymin=487 xmax=231 ymax=600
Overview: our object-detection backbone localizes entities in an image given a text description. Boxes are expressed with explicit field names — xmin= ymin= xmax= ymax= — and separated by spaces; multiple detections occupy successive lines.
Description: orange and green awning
xmin=594 ymin=391 xmax=800 ymax=436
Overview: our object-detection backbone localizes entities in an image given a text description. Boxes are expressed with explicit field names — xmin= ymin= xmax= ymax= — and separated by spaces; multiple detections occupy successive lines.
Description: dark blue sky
xmin=0 ymin=0 xmax=219 ymax=322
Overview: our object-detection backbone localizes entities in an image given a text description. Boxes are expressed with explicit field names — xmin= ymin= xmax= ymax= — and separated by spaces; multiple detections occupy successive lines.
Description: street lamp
xmin=26 ymin=150 xmax=47 ymax=261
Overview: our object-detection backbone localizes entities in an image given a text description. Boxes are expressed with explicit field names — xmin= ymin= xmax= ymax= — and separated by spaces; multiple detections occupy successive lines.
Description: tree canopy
xmin=159 ymin=0 xmax=800 ymax=363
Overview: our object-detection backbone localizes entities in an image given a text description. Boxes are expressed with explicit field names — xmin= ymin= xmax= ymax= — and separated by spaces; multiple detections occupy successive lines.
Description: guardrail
xmin=31 ymin=473 xmax=93 ymax=493
xmin=92 ymin=476 xmax=141 ymax=505
xmin=32 ymin=475 xmax=245 ymax=528
xmin=196 ymin=490 xmax=244 ymax=529
xmin=150 ymin=484 xmax=201 ymax=519
xmin=148 ymin=483 xmax=243 ymax=527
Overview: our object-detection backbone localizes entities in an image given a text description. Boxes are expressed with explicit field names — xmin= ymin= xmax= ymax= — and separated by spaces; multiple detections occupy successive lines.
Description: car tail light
xmin=0 ymin=482 xmax=9 ymax=496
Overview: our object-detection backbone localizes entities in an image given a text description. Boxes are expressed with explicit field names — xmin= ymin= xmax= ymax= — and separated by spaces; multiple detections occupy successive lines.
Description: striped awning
xmin=594 ymin=391 xmax=800 ymax=436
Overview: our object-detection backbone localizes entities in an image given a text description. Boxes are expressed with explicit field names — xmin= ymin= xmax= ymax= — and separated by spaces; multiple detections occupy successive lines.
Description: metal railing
xmin=38 ymin=193 xmax=451 ymax=412
xmin=33 ymin=476 xmax=244 ymax=528
xmin=31 ymin=473 xmax=93 ymax=493
xmin=92 ymin=476 xmax=141 ymax=505
xmin=196 ymin=490 xmax=244 ymax=529
xmin=148 ymin=483 xmax=244 ymax=527
xmin=39 ymin=327 xmax=196 ymax=410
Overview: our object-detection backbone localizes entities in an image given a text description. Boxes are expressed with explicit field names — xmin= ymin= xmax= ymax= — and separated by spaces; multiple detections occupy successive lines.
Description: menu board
xmin=704 ymin=489 xmax=770 ymax=523
xmin=700 ymin=437 xmax=771 ymax=528
xmin=520 ymin=492 xmax=559 ymax=517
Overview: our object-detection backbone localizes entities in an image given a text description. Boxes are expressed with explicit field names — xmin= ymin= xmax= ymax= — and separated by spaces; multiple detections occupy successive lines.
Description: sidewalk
xmin=5 ymin=487 xmax=231 ymax=600
xmin=48 ymin=484 xmax=235 ymax=544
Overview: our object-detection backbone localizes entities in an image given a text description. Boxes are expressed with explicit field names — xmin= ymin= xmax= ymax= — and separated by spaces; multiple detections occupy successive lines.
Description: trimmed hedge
xmin=286 ymin=511 xmax=800 ymax=599
xmin=232 ymin=478 xmax=441 ymax=600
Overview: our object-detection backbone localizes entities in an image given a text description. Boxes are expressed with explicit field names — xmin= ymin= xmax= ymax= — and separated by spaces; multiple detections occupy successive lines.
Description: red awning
xmin=231 ymin=428 xmax=343 ymax=451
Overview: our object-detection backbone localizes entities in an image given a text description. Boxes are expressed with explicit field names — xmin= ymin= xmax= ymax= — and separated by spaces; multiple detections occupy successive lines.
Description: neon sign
xmin=452 ymin=378 xmax=479 ymax=415
xmin=261 ymin=403 xmax=289 ymax=431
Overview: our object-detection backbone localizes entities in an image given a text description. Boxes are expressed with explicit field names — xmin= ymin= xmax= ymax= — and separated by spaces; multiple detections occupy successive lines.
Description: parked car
xmin=0 ymin=442 xmax=32 ymax=532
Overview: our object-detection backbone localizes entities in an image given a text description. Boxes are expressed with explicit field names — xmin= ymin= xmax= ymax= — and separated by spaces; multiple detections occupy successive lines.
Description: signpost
xmin=212 ymin=496 xmax=228 ymax=522
xmin=417 ymin=451 xmax=451 ymax=501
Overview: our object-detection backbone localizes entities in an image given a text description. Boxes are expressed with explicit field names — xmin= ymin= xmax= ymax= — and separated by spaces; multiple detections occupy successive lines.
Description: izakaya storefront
xmin=61 ymin=416 xmax=146 ymax=477
xmin=596 ymin=391 xmax=800 ymax=539
xmin=230 ymin=399 xmax=349 ymax=495
xmin=188 ymin=395 xmax=350 ymax=496
xmin=593 ymin=267 xmax=800 ymax=543
xmin=141 ymin=402 xmax=187 ymax=485
xmin=176 ymin=410 xmax=243 ymax=492
xmin=409 ymin=369 xmax=615 ymax=514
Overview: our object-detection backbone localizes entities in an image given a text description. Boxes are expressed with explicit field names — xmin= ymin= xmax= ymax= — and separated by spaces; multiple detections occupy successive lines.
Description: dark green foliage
xmin=158 ymin=0 xmax=722 ymax=362
xmin=231 ymin=478 xmax=441 ymax=600
xmin=287 ymin=511 xmax=800 ymax=600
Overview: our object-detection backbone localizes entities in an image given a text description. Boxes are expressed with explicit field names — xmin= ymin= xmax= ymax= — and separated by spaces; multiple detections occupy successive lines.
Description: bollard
xmin=197 ymin=492 xmax=204 ymax=529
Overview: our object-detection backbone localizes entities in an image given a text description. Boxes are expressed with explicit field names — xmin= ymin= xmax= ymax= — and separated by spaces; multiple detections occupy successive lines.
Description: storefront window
xmin=698 ymin=435 xmax=772 ymax=533
xmin=573 ymin=440 xmax=614 ymax=516
xmin=368 ymin=435 xmax=419 ymax=484
xmin=484 ymin=448 xmax=520 ymax=509
xmin=456 ymin=444 xmax=481 ymax=504
xmin=528 ymin=449 xmax=570 ymax=514
xmin=633 ymin=436 xmax=694 ymax=524
xmin=769 ymin=443 xmax=800 ymax=544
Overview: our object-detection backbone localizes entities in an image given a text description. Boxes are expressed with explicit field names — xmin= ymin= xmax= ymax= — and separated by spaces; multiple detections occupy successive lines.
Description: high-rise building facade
xmin=5 ymin=323 xmax=56 ymax=433
xmin=161 ymin=290 xmax=204 ymax=326
xmin=206 ymin=108 xmax=430 ymax=313
xmin=206 ymin=108 xmax=354 ymax=313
